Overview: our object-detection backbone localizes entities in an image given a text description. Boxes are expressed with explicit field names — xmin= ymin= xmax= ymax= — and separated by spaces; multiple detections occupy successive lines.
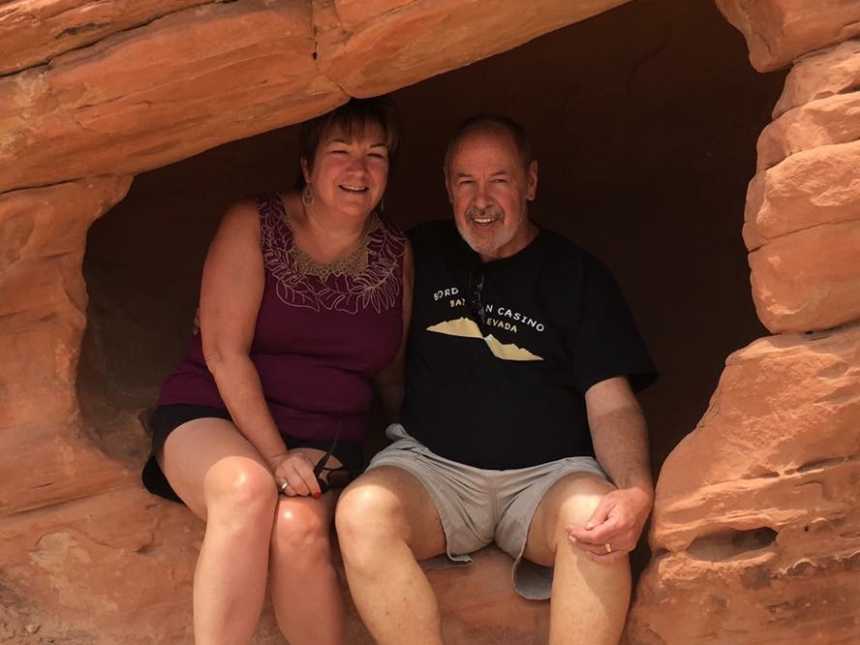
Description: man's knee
xmin=336 ymin=470 xmax=410 ymax=551
xmin=557 ymin=485 xmax=607 ymax=528
xmin=540 ymin=475 xmax=614 ymax=554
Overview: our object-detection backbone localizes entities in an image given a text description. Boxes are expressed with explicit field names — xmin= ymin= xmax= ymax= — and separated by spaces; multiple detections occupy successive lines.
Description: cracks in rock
xmin=748 ymin=205 xmax=860 ymax=252
xmin=56 ymin=21 xmax=112 ymax=39
xmin=789 ymin=454 xmax=859 ymax=476
xmin=835 ymin=82 xmax=860 ymax=98
xmin=0 ymin=0 xmax=232 ymax=80
xmin=837 ymin=20 xmax=860 ymax=41
xmin=4 ymin=482 xmax=130 ymax=520
xmin=0 ymin=175 xmax=125 ymax=199
xmin=308 ymin=0 xmax=352 ymax=99
xmin=712 ymin=453 xmax=860 ymax=489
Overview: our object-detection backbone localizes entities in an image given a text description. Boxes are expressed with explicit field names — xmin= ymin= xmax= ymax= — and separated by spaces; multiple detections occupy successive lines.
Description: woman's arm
xmin=199 ymin=200 xmax=320 ymax=496
xmin=374 ymin=240 xmax=414 ymax=423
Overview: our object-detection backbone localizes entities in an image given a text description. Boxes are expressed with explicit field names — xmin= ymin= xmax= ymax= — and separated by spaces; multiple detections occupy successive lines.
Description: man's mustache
xmin=466 ymin=205 xmax=503 ymax=220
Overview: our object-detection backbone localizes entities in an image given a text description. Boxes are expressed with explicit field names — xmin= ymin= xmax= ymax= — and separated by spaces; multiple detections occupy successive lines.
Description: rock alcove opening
xmin=78 ymin=0 xmax=785 ymax=571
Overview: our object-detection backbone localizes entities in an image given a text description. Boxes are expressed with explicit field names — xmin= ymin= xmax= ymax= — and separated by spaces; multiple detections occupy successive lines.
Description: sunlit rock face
xmin=0 ymin=0 xmax=626 ymax=194
xmin=0 ymin=1 xmax=633 ymax=643
xmin=626 ymin=324 xmax=860 ymax=644
xmin=0 ymin=1 xmax=343 ymax=194
xmin=627 ymin=25 xmax=860 ymax=645
xmin=743 ymin=42 xmax=860 ymax=335
xmin=0 ymin=177 xmax=132 ymax=517
xmin=1 ymin=0 xmax=858 ymax=643
xmin=715 ymin=0 xmax=860 ymax=72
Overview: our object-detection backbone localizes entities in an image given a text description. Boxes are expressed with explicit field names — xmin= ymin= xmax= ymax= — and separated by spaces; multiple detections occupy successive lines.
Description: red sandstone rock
xmin=0 ymin=0 xmax=210 ymax=75
xmin=2 ymin=2 xmax=857 ymax=643
xmin=0 ymin=0 xmax=345 ymax=194
xmin=332 ymin=0 xmax=415 ymax=31
xmin=775 ymin=40 xmax=860 ymax=117
xmin=744 ymin=139 xmax=860 ymax=335
xmin=0 ymin=0 xmax=633 ymax=194
xmin=315 ymin=0 xmax=632 ymax=97
xmin=0 ymin=177 xmax=132 ymax=516
xmin=715 ymin=0 xmax=860 ymax=72
xmin=627 ymin=325 xmax=860 ymax=644
xmin=744 ymin=140 xmax=860 ymax=247
xmin=0 ymin=488 xmax=201 ymax=644
xmin=757 ymin=92 xmax=860 ymax=170
xmin=428 ymin=549 xmax=550 ymax=643
xmin=0 ymin=488 xmax=546 ymax=644
xmin=748 ymin=219 xmax=860 ymax=334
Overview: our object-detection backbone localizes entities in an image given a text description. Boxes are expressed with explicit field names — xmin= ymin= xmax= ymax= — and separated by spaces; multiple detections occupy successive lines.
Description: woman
xmin=141 ymin=97 xmax=411 ymax=645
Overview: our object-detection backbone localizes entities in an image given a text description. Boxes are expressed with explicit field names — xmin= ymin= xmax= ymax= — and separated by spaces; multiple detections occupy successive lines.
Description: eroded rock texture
xmin=0 ymin=0 xmax=630 ymax=194
xmin=0 ymin=0 xmax=344 ymax=193
xmin=0 ymin=178 xmax=179 ymax=643
xmin=0 ymin=0 xmax=212 ymax=75
xmin=774 ymin=40 xmax=860 ymax=117
xmin=716 ymin=0 xmax=860 ymax=72
xmin=627 ymin=324 xmax=860 ymax=645
xmin=2 ymin=1 xmax=858 ymax=643
xmin=0 ymin=177 xmax=132 ymax=516
xmin=743 ymin=41 xmax=860 ymax=334
xmin=1 ymin=2 xmax=637 ymax=643
xmin=315 ymin=0 xmax=631 ymax=96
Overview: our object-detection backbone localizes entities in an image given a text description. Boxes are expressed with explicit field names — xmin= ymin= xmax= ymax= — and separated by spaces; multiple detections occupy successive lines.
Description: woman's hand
xmin=269 ymin=449 xmax=322 ymax=498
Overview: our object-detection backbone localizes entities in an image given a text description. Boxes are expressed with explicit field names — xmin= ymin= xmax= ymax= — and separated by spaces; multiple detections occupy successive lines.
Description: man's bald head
xmin=443 ymin=115 xmax=532 ymax=178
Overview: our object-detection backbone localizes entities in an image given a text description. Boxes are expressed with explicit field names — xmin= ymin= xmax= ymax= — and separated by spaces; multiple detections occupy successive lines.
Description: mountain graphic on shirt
xmin=426 ymin=317 xmax=544 ymax=362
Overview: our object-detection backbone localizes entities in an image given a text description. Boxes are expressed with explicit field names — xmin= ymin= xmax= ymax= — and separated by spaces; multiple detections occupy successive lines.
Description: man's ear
xmin=443 ymin=168 xmax=454 ymax=204
xmin=527 ymin=160 xmax=538 ymax=201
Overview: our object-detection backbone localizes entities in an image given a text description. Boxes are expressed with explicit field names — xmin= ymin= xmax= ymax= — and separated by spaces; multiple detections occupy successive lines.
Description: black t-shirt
xmin=401 ymin=220 xmax=657 ymax=469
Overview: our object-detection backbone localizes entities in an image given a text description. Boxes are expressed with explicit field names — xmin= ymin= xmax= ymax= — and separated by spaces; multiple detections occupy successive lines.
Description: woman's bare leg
xmin=159 ymin=418 xmax=278 ymax=645
xmin=269 ymin=462 xmax=343 ymax=645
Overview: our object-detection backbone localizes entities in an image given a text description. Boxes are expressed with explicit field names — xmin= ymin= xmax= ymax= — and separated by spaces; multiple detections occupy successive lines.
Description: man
xmin=336 ymin=115 xmax=657 ymax=645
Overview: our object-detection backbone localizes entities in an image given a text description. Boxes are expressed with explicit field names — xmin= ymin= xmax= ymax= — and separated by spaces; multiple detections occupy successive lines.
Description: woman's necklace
xmin=288 ymin=201 xmax=378 ymax=280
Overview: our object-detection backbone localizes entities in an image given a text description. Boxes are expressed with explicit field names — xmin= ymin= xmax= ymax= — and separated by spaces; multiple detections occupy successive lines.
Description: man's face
xmin=445 ymin=130 xmax=538 ymax=262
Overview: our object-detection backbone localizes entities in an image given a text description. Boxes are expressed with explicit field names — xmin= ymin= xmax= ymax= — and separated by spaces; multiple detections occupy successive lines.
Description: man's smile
xmin=467 ymin=206 xmax=503 ymax=226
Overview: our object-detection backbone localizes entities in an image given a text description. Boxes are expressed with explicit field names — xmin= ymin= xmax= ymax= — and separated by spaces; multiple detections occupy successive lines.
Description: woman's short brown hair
xmin=296 ymin=97 xmax=399 ymax=188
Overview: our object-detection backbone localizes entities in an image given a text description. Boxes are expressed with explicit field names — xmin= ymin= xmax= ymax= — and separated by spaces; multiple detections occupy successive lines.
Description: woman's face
xmin=303 ymin=121 xmax=390 ymax=220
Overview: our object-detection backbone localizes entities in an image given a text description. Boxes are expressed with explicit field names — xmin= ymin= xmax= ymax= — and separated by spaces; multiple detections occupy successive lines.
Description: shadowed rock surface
xmin=1 ymin=0 xmax=858 ymax=643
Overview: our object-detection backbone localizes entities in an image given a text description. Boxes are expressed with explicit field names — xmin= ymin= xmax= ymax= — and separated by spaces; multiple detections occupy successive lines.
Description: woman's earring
xmin=302 ymin=184 xmax=313 ymax=207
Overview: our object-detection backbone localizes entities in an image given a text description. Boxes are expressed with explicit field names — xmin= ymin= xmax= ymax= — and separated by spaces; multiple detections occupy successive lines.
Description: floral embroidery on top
xmin=258 ymin=194 xmax=406 ymax=314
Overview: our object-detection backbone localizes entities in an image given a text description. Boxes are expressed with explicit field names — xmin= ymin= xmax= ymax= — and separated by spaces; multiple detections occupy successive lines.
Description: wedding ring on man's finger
xmin=278 ymin=481 xmax=289 ymax=493
xmin=605 ymin=543 xmax=613 ymax=554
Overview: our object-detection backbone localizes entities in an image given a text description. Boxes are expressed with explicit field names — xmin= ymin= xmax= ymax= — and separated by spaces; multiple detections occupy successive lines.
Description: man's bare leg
xmin=524 ymin=473 xmax=632 ymax=645
xmin=335 ymin=466 xmax=447 ymax=645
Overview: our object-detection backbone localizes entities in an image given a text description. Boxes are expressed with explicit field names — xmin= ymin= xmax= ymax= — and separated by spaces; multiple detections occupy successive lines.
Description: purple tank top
xmin=158 ymin=194 xmax=406 ymax=443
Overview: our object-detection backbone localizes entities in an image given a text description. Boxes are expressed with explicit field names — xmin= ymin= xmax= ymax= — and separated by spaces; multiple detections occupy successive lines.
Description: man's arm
xmin=568 ymin=375 xmax=654 ymax=561
xmin=374 ymin=241 xmax=414 ymax=422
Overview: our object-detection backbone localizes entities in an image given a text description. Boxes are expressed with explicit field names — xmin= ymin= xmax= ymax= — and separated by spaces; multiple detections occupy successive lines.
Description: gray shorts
xmin=367 ymin=424 xmax=608 ymax=600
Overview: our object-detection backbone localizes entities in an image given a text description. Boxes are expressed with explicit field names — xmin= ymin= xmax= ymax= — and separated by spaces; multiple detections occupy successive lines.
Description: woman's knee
xmin=271 ymin=501 xmax=332 ymax=561
xmin=203 ymin=456 xmax=278 ymax=521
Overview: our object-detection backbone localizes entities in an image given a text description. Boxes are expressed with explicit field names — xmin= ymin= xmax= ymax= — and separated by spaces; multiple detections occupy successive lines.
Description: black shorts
xmin=141 ymin=404 xmax=365 ymax=503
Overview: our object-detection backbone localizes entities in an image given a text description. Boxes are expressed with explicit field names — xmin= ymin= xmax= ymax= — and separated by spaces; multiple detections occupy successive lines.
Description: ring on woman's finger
xmin=278 ymin=481 xmax=289 ymax=493
xmin=605 ymin=543 xmax=613 ymax=554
